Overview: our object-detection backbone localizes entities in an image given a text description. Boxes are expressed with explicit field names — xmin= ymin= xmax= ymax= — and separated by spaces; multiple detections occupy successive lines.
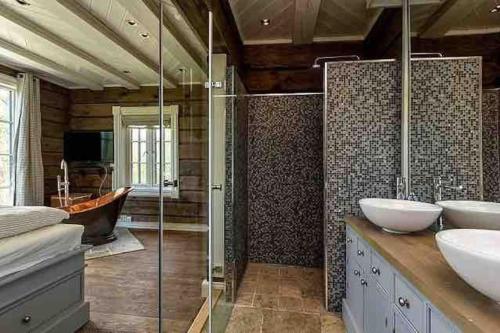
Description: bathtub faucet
xmin=57 ymin=159 xmax=70 ymax=207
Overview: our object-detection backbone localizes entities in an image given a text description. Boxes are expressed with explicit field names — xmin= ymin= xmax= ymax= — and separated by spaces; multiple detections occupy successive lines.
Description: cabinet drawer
xmin=395 ymin=276 xmax=425 ymax=332
xmin=370 ymin=251 xmax=393 ymax=295
xmin=0 ymin=274 xmax=82 ymax=333
xmin=356 ymin=239 xmax=370 ymax=271
xmin=429 ymin=307 xmax=456 ymax=333
xmin=346 ymin=227 xmax=357 ymax=263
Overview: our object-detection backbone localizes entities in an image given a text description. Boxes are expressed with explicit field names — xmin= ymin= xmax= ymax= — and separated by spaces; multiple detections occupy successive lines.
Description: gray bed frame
xmin=0 ymin=246 xmax=90 ymax=332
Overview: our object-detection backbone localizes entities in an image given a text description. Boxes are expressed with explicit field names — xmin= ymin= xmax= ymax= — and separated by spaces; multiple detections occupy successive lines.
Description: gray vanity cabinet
xmin=394 ymin=307 xmax=418 ymax=333
xmin=344 ymin=225 xmax=459 ymax=333
xmin=346 ymin=258 xmax=365 ymax=331
xmin=365 ymin=277 xmax=392 ymax=333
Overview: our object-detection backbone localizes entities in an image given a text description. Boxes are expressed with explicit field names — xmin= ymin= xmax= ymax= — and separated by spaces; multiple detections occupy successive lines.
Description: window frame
xmin=112 ymin=105 xmax=179 ymax=199
xmin=0 ymin=74 xmax=16 ymax=206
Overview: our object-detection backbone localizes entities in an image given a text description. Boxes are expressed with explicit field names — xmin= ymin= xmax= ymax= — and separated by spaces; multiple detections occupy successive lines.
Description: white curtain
xmin=13 ymin=73 xmax=44 ymax=206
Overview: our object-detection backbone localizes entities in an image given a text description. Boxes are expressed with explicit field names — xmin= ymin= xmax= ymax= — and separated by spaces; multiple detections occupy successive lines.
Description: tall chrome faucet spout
xmin=58 ymin=159 xmax=70 ymax=206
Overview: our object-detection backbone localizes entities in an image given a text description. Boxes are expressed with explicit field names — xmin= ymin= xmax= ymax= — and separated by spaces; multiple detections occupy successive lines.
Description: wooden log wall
xmin=68 ymin=86 xmax=208 ymax=225
xmin=40 ymin=81 xmax=70 ymax=205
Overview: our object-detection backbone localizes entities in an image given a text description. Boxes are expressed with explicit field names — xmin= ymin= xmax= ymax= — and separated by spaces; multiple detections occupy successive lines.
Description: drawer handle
xmin=22 ymin=315 xmax=31 ymax=324
xmin=346 ymin=238 xmax=353 ymax=244
xmin=354 ymin=269 xmax=360 ymax=276
xmin=357 ymin=250 xmax=364 ymax=256
xmin=398 ymin=297 xmax=410 ymax=309
xmin=360 ymin=279 xmax=367 ymax=286
xmin=371 ymin=266 xmax=380 ymax=275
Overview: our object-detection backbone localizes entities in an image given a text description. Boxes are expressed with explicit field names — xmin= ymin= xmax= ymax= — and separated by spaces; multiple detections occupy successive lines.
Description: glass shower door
xmin=157 ymin=1 xmax=210 ymax=332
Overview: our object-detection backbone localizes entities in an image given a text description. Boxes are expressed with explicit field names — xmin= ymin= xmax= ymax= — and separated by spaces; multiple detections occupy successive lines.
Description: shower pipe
xmin=312 ymin=55 xmax=361 ymax=68
xmin=411 ymin=52 xmax=444 ymax=58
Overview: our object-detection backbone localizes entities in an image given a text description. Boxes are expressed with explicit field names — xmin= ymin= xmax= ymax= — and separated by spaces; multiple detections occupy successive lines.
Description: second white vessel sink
xmin=436 ymin=229 xmax=500 ymax=302
xmin=436 ymin=201 xmax=500 ymax=230
xmin=359 ymin=198 xmax=442 ymax=234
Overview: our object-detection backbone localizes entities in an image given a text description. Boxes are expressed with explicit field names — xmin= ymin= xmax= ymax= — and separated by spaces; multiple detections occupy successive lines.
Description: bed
xmin=0 ymin=206 xmax=89 ymax=332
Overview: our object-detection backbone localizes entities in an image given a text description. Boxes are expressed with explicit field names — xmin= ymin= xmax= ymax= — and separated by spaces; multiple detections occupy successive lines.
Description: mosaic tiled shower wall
xmin=224 ymin=67 xmax=249 ymax=301
xmin=324 ymin=60 xmax=401 ymax=311
xmin=482 ymin=89 xmax=500 ymax=202
xmin=409 ymin=58 xmax=483 ymax=203
xmin=324 ymin=58 xmax=482 ymax=312
xmin=248 ymin=94 xmax=324 ymax=267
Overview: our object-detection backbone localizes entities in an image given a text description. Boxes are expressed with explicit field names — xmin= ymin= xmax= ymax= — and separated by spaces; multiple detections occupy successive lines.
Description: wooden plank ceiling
xmin=227 ymin=0 xmax=500 ymax=92
xmin=0 ymin=0 xmax=207 ymax=90
xmin=229 ymin=0 xmax=500 ymax=45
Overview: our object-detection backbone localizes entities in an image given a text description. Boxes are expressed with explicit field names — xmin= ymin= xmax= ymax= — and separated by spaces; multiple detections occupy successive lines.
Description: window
xmin=113 ymin=106 xmax=179 ymax=198
xmin=0 ymin=77 xmax=15 ymax=205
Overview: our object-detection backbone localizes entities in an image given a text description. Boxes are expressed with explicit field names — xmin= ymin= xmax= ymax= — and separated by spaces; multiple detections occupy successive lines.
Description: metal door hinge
xmin=205 ymin=81 xmax=224 ymax=89
xmin=211 ymin=184 xmax=223 ymax=191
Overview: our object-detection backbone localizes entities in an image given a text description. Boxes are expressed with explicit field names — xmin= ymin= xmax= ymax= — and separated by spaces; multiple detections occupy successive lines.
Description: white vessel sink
xmin=359 ymin=198 xmax=442 ymax=234
xmin=436 ymin=229 xmax=500 ymax=302
xmin=436 ymin=201 xmax=500 ymax=230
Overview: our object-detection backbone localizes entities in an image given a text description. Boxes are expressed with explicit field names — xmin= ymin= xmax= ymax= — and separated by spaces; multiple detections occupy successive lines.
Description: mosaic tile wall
xmin=482 ymin=89 xmax=500 ymax=202
xmin=409 ymin=58 xmax=483 ymax=204
xmin=224 ymin=67 xmax=249 ymax=301
xmin=324 ymin=58 xmax=483 ymax=312
xmin=248 ymin=94 xmax=324 ymax=267
xmin=324 ymin=60 xmax=401 ymax=312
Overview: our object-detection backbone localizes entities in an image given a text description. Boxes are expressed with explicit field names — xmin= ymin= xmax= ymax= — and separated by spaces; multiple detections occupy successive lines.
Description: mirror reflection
xmin=408 ymin=0 xmax=500 ymax=231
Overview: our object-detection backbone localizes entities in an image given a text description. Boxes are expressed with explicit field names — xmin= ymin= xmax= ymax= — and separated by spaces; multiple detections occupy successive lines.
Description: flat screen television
xmin=64 ymin=131 xmax=113 ymax=163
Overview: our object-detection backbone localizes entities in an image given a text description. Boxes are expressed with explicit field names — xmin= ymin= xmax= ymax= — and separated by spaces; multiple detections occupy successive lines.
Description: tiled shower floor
xmin=225 ymin=263 xmax=345 ymax=333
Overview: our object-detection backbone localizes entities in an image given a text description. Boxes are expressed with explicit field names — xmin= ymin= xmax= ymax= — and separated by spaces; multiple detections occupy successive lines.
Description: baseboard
xmin=117 ymin=221 xmax=208 ymax=232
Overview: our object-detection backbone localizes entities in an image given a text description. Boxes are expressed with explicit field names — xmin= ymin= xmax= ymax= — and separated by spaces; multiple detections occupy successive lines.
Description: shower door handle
xmin=163 ymin=179 xmax=178 ymax=187
xmin=212 ymin=184 xmax=223 ymax=191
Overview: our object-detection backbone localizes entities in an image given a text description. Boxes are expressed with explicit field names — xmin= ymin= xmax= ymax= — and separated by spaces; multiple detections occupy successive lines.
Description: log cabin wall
xmin=67 ymin=86 xmax=208 ymax=225
xmin=40 ymin=81 xmax=70 ymax=205
xmin=241 ymin=33 xmax=500 ymax=93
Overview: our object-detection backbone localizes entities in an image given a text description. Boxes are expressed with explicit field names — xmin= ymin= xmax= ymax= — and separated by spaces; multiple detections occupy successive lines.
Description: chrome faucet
xmin=396 ymin=177 xmax=406 ymax=200
xmin=433 ymin=176 xmax=464 ymax=202
xmin=433 ymin=176 xmax=465 ymax=230
xmin=396 ymin=177 xmax=418 ymax=201
xmin=57 ymin=159 xmax=70 ymax=207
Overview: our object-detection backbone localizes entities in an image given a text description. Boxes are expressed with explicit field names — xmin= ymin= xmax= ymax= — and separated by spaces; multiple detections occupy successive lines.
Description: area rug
xmin=85 ymin=227 xmax=145 ymax=260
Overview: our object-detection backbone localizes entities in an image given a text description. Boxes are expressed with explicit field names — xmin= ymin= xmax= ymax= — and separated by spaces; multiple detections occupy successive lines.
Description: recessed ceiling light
xmin=140 ymin=32 xmax=150 ymax=38
xmin=260 ymin=18 xmax=270 ymax=26
xmin=123 ymin=70 xmax=131 ymax=74
xmin=16 ymin=0 xmax=30 ymax=5
xmin=491 ymin=7 xmax=498 ymax=13
xmin=127 ymin=19 xmax=137 ymax=26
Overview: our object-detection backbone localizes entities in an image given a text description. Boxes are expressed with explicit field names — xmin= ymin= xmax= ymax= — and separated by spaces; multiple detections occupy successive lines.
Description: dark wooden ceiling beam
xmin=364 ymin=8 xmax=402 ymax=59
xmin=170 ymin=0 xmax=210 ymax=50
xmin=206 ymin=0 xmax=245 ymax=71
xmin=244 ymin=42 xmax=364 ymax=70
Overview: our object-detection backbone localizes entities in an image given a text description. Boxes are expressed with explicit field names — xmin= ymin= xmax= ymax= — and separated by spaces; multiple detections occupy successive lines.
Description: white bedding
xmin=0 ymin=224 xmax=83 ymax=279
xmin=0 ymin=206 xmax=69 ymax=239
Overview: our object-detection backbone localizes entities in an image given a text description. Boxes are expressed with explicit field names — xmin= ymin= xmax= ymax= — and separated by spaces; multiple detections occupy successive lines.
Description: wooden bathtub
xmin=62 ymin=187 xmax=133 ymax=245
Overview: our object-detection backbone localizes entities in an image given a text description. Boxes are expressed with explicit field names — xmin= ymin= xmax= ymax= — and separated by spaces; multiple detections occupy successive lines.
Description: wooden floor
xmin=225 ymin=263 xmax=345 ymax=333
xmin=78 ymin=230 xmax=207 ymax=333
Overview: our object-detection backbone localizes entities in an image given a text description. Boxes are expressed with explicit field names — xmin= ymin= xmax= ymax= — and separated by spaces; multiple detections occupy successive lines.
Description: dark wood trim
xmin=141 ymin=0 xmax=207 ymax=69
xmin=364 ymin=8 xmax=402 ymax=59
xmin=207 ymin=0 xmax=245 ymax=72
xmin=170 ymin=0 xmax=209 ymax=49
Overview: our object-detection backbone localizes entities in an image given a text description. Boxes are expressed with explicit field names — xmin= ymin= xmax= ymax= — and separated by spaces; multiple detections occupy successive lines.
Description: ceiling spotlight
xmin=127 ymin=20 xmax=137 ymax=26
xmin=123 ymin=70 xmax=131 ymax=74
xmin=260 ymin=18 xmax=270 ymax=26
xmin=491 ymin=7 xmax=498 ymax=13
xmin=16 ymin=0 xmax=30 ymax=5
xmin=140 ymin=32 xmax=150 ymax=38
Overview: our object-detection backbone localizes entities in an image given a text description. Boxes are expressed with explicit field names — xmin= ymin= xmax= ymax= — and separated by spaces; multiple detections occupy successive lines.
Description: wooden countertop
xmin=346 ymin=216 xmax=500 ymax=333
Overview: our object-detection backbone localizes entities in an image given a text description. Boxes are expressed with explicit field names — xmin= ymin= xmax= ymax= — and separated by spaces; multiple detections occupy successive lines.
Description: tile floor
xmin=225 ymin=263 xmax=345 ymax=333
